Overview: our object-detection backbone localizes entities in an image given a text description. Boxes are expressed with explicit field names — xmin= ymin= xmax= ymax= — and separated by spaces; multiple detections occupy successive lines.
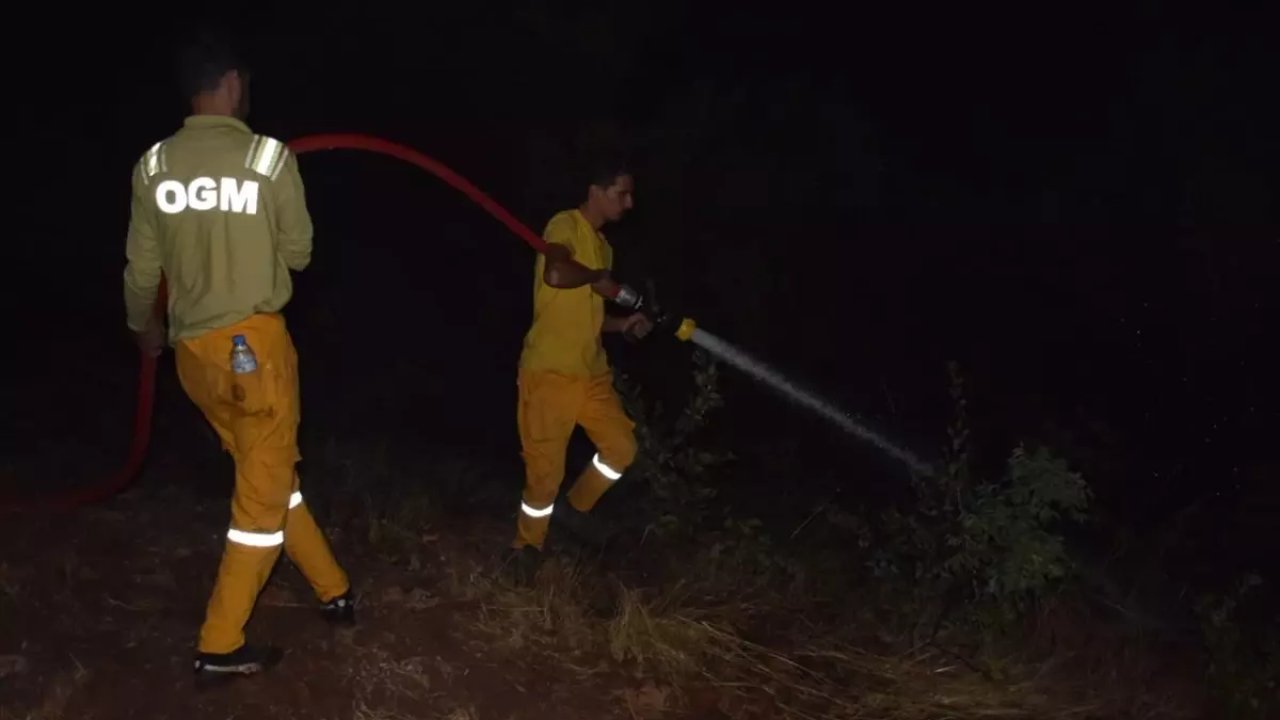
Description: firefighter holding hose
xmin=507 ymin=154 xmax=653 ymax=582
xmin=121 ymin=33 xmax=354 ymax=679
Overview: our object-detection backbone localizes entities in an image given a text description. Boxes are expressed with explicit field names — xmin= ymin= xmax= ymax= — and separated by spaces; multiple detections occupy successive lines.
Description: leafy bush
xmin=869 ymin=363 xmax=1093 ymax=640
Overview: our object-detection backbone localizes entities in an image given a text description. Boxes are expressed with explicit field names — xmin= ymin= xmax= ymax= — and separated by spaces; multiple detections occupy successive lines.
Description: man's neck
xmin=191 ymin=95 xmax=235 ymax=118
xmin=578 ymin=202 xmax=607 ymax=230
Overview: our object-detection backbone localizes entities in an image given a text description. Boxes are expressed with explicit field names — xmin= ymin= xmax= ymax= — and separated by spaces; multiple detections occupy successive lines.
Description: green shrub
xmin=870 ymin=363 xmax=1092 ymax=640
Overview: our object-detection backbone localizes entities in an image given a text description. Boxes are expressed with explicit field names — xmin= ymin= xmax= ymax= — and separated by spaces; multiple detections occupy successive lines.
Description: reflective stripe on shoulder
xmin=141 ymin=141 xmax=167 ymax=185
xmin=245 ymin=135 xmax=288 ymax=180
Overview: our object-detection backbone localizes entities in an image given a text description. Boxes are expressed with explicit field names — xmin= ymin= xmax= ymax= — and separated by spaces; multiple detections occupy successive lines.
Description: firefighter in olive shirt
xmin=122 ymin=34 xmax=353 ymax=679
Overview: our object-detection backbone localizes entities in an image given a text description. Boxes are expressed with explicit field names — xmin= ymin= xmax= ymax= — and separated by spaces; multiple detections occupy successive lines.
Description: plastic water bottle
xmin=230 ymin=334 xmax=258 ymax=374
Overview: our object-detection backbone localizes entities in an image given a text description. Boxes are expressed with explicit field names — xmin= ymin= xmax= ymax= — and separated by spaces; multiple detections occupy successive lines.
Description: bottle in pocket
xmin=231 ymin=334 xmax=258 ymax=374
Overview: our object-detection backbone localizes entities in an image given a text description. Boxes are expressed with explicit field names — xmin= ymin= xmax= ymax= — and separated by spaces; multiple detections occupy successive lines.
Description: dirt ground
xmin=0 ymin=396 xmax=1214 ymax=720
xmin=0 ymin=485 xmax=680 ymax=720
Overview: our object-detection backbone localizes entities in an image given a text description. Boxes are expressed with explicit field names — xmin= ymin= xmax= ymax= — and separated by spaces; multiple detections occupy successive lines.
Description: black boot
xmin=194 ymin=643 xmax=283 ymax=684
xmin=553 ymin=503 xmax=611 ymax=549
xmin=321 ymin=591 xmax=357 ymax=627
xmin=502 ymin=545 xmax=544 ymax=587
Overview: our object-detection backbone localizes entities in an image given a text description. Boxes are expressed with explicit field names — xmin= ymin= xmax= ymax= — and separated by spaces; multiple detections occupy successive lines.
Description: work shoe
xmin=502 ymin=545 xmax=544 ymax=587
xmin=193 ymin=643 xmax=283 ymax=683
xmin=553 ymin=504 xmax=611 ymax=548
xmin=321 ymin=592 xmax=357 ymax=627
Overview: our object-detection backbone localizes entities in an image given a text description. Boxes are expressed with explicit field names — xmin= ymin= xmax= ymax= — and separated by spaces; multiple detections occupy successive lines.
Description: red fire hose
xmin=291 ymin=134 xmax=548 ymax=255
xmin=2 ymin=134 xmax=549 ymax=513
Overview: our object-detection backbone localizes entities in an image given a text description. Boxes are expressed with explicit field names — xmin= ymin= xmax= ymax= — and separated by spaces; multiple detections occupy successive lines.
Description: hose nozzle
xmin=615 ymin=278 xmax=696 ymax=343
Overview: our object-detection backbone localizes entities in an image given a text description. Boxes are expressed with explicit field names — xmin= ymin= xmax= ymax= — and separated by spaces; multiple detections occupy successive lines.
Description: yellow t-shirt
xmin=518 ymin=209 xmax=614 ymax=377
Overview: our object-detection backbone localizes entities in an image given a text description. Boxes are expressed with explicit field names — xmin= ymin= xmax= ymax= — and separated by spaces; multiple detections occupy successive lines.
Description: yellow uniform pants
xmin=514 ymin=369 xmax=638 ymax=549
xmin=175 ymin=313 xmax=349 ymax=654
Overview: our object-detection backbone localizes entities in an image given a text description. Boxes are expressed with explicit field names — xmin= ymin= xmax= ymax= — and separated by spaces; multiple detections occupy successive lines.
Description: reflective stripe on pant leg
xmin=515 ymin=496 xmax=555 ymax=551
xmin=194 ymin=314 xmax=300 ymax=654
xmin=283 ymin=476 xmax=350 ymax=603
xmin=174 ymin=325 xmax=281 ymax=655
xmin=228 ymin=483 xmax=294 ymax=545
xmin=199 ymin=540 xmax=282 ymax=654
xmin=568 ymin=372 xmax=637 ymax=512
xmin=269 ymin=324 xmax=349 ymax=603
xmin=592 ymin=453 xmax=623 ymax=479
xmin=513 ymin=369 xmax=581 ymax=550
xmin=521 ymin=500 xmax=554 ymax=518
xmin=227 ymin=527 xmax=285 ymax=546
xmin=199 ymin=442 xmax=294 ymax=654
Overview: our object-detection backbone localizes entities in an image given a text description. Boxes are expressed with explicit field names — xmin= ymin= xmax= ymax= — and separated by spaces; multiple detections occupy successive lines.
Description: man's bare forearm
xmin=546 ymin=258 xmax=607 ymax=288
xmin=544 ymin=246 xmax=620 ymax=298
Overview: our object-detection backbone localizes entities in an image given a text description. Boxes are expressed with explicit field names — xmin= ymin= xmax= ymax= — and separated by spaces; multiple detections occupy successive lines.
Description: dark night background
xmin=5 ymin=0 xmax=1277 ymax=675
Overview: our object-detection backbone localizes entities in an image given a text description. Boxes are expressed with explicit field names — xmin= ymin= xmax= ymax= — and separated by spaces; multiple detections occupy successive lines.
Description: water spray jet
xmin=613 ymin=281 xmax=933 ymax=476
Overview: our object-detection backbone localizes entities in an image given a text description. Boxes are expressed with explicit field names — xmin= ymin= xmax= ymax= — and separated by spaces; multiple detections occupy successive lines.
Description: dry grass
xmin=471 ymin=554 xmax=601 ymax=661
xmin=690 ymin=621 xmax=1190 ymax=720
xmin=351 ymin=646 xmax=436 ymax=702
xmin=427 ymin=531 xmax=1206 ymax=720
xmin=607 ymin=586 xmax=712 ymax=678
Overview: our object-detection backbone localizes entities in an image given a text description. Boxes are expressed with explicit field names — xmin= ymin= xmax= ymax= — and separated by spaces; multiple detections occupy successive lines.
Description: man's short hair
xmin=576 ymin=150 xmax=632 ymax=193
xmin=176 ymin=30 xmax=249 ymax=98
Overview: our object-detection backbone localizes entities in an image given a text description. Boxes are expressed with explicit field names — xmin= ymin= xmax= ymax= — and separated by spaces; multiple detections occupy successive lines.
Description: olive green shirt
xmin=122 ymin=115 xmax=313 ymax=343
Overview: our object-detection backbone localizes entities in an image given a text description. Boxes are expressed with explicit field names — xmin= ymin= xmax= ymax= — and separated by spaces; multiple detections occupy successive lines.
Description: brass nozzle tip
xmin=674 ymin=317 xmax=697 ymax=342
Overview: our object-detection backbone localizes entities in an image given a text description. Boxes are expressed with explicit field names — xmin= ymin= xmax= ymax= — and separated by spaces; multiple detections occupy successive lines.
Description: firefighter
xmin=507 ymin=153 xmax=654 ymax=582
xmin=122 ymin=33 xmax=354 ymax=678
